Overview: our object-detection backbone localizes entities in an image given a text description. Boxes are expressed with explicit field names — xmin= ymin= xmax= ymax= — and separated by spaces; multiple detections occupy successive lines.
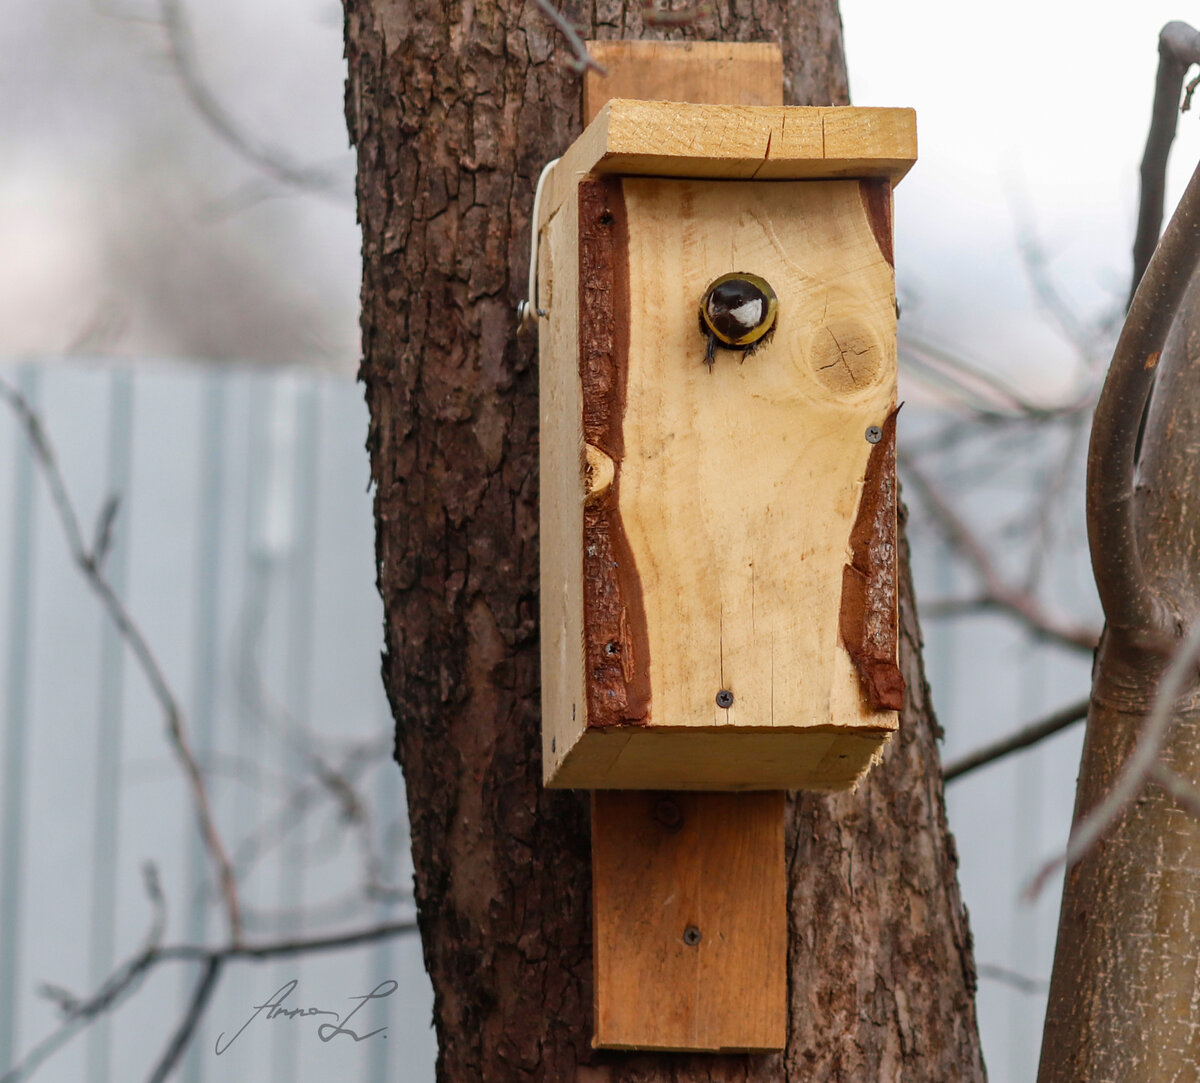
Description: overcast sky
xmin=2 ymin=1 xmax=1198 ymax=385
xmin=843 ymin=0 xmax=1200 ymax=402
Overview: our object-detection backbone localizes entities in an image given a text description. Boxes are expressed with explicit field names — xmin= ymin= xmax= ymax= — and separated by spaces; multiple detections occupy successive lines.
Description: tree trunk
xmin=1039 ymin=267 xmax=1200 ymax=1082
xmin=344 ymin=2 xmax=986 ymax=1078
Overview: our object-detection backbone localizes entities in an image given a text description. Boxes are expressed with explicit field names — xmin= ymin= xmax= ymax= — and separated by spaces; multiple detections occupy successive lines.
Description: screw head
xmin=716 ymin=689 xmax=734 ymax=709
xmin=654 ymin=798 xmax=683 ymax=830
xmin=865 ymin=425 xmax=883 ymax=444
xmin=683 ymin=925 xmax=702 ymax=946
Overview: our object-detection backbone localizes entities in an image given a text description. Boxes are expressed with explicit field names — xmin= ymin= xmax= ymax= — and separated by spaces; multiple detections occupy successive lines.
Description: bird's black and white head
xmin=699 ymin=272 xmax=778 ymax=370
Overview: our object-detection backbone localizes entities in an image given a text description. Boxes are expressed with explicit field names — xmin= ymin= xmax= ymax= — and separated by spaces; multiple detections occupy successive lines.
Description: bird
xmin=699 ymin=272 xmax=778 ymax=370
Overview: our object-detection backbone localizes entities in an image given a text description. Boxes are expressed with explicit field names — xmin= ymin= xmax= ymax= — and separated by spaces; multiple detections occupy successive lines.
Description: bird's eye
xmin=700 ymin=273 xmax=778 ymax=348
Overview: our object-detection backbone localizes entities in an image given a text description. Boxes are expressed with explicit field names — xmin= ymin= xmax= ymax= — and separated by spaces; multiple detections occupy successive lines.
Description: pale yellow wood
xmin=583 ymin=41 xmax=783 ymax=124
xmin=622 ymin=177 xmax=894 ymax=737
xmin=543 ymin=100 xmax=917 ymax=222
xmin=559 ymin=728 xmax=891 ymax=791
xmin=538 ymin=193 xmax=587 ymax=786
xmin=541 ymin=176 xmax=900 ymax=790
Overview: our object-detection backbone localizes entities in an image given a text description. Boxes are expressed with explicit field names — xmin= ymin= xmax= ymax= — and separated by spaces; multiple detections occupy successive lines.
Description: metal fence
xmin=0 ymin=359 xmax=1096 ymax=1081
xmin=0 ymin=361 xmax=433 ymax=1083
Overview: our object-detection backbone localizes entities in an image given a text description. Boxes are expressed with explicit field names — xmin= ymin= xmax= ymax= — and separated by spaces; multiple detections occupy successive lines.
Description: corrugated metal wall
xmin=0 ymin=359 xmax=1096 ymax=1081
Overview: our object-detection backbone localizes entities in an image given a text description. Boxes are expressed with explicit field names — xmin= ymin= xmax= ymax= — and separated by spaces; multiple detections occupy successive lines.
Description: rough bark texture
xmin=1040 ymin=268 xmax=1200 ymax=1082
xmin=344 ymin=2 xmax=985 ymax=1078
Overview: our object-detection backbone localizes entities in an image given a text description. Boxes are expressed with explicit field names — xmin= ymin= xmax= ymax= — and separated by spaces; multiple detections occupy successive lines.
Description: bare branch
xmin=900 ymin=333 xmax=1076 ymax=419
xmin=976 ymin=963 xmax=1049 ymax=995
xmin=158 ymin=0 xmax=350 ymax=198
xmin=1088 ymin=142 xmax=1200 ymax=633
xmin=902 ymin=457 xmax=1100 ymax=652
xmin=1 ymin=916 xmax=417 ymax=1083
xmin=0 ymin=378 xmax=243 ymax=941
xmin=1 ymin=864 xmax=166 ymax=1083
xmin=144 ymin=957 xmax=223 ymax=1083
xmin=1007 ymin=177 xmax=1112 ymax=372
xmin=1026 ymin=617 xmax=1200 ymax=899
xmin=1149 ymin=761 xmax=1200 ymax=819
xmin=1131 ymin=21 xmax=1200 ymax=301
xmin=943 ymin=697 xmax=1089 ymax=783
xmin=529 ymin=0 xmax=606 ymax=74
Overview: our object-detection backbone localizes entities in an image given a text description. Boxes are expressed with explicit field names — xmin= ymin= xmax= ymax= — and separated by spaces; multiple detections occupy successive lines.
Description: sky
xmin=842 ymin=0 xmax=1200 ymax=403
xmin=2 ymin=0 xmax=1199 ymax=385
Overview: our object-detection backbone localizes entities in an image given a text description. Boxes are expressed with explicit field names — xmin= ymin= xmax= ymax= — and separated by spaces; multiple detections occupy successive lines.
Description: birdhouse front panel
xmin=538 ymin=102 xmax=916 ymax=791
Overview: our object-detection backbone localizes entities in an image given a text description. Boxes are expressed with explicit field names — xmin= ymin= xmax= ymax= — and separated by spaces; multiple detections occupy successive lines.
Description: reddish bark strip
xmin=858 ymin=178 xmax=894 ymax=268
xmin=840 ymin=406 xmax=905 ymax=710
xmin=579 ymin=177 xmax=651 ymax=727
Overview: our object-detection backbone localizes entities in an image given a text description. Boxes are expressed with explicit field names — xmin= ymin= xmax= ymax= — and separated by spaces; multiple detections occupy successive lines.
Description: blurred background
xmin=0 ymin=0 xmax=1195 ymax=1079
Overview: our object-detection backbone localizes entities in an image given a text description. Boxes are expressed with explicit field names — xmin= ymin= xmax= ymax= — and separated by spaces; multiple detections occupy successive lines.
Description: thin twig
xmin=1131 ymin=21 xmax=1200 ymax=301
xmin=1 ymin=917 xmax=417 ymax=1083
xmin=902 ymin=457 xmax=1100 ymax=652
xmin=158 ymin=0 xmax=350 ymax=198
xmin=529 ymin=0 xmax=606 ymax=74
xmin=0 ymin=378 xmax=243 ymax=942
xmin=1149 ymin=761 xmax=1200 ymax=819
xmin=145 ymin=957 xmax=223 ymax=1083
xmin=943 ymin=697 xmax=1089 ymax=783
xmin=1 ymin=865 xmax=166 ymax=1083
xmin=1026 ymin=618 xmax=1200 ymax=899
xmin=900 ymin=333 xmax=1072 ymax=419
xmin=976 ymin=963 xmax=1050 ymax=995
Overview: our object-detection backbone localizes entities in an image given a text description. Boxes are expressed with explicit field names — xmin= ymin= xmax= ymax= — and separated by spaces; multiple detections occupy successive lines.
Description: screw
xmin=604 ymin=641 xmax=620 ymax=656
xmin=683 ymin=925 xmax=702 ymax=946
xmin=865 ymin=425 xmax=883 ymax=444
xmin=654 ymin=798 xmax=683 ymax=831
xmin=716 ymin=689 xmax=734 ymax=708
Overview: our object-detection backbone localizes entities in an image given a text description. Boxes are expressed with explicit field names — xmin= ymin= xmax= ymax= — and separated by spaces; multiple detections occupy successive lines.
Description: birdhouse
xmin=536 ymin=99 xmax=917 ymax=792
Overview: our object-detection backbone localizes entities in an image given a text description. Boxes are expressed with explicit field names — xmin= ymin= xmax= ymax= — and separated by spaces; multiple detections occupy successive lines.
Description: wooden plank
xmin=543 ymin=174 xmax=900 ymax=791
xmin=557 ymin=727 xmax=891 ymax=791
xmin=537 ymin=169 xmax=586 ymax=784
xmin=584 ymin=41 xmax=783 ymax=123
xmin=543 ymin=100 xmax=917 ymax=222
xmin=592 ymin=790 xmax=787 ymax=1050
xmin=578 ymin=39 xmax=793 ymax=1058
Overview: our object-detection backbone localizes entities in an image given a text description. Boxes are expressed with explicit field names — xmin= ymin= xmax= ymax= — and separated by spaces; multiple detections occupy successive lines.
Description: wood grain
xmin=543 ymin=176 xmax=900 ymax=791
xmin=592 ymin=790 xmax=786 ymax=1051
xmin=542 ymin=100 xmax=917 ymax=223
xmin=584 ymin=41 xmax=783 ymax=123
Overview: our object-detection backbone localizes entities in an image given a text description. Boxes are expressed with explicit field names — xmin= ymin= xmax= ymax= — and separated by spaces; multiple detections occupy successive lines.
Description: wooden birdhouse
xmin=536 ymin=97 xmax=916 ymax=793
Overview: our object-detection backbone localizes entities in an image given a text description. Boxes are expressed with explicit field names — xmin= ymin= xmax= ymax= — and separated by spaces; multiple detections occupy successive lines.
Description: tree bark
xmin=344 ymin=2 xmax=986 ymax=1078
xmin=1039 ymin=266 xmax=1200 ymax=1082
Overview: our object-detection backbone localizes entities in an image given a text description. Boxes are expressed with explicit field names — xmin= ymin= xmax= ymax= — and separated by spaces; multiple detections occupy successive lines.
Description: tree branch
xmin=529 ymin=0 xmax=606 ymax=74
xmin=144 ymin=957 xmax=223 ymax=1083
xmin=158 ymin=0 xmax=350 ymax=198
xmin=1131 ymin=21 xmax=1200 ymax=301
xmin=1 ymin=917 xmax=417 ymax=1083
xmin=0 ymin=379 xmax=243 ymax=942
xmin=902 ymin=458 xmax=1100 ymax=652
xmin=1088 ymin=139 xmax=1200 ymax=633
xmin=1027 ymin=618 xmax=1200 ymax=899
xmin=942 ymin=697 xmax=1089 ymax=783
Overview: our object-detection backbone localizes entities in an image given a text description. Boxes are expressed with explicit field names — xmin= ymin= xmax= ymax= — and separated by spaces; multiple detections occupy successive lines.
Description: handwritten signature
xmin=214 ymin=978 xmax=398 ymax=1054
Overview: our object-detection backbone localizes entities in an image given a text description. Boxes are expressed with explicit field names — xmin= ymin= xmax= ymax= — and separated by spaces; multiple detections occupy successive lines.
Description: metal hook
xmin=517 ymin=157 xmax=560 ymax=332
